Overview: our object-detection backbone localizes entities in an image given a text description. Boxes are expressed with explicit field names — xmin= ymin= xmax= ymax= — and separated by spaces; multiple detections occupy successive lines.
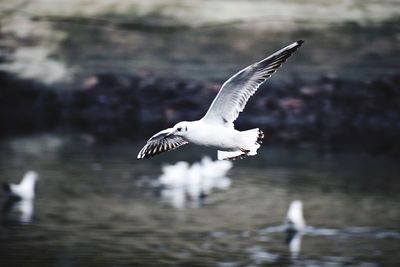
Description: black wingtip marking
xmin=297 ymin=40 xmax=304 ymax=45
xmin=257 ymin=130 xmax=264 ymax=145
xmin=137 ymin=137 xmax=188 ymax=160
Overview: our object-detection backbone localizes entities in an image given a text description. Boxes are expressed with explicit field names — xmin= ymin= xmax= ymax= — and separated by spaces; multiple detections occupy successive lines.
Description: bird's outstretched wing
xmin=202 ymin=40 xmax=304 ymax=126
xmin=137 ymin=128 xmax=188 ymax=159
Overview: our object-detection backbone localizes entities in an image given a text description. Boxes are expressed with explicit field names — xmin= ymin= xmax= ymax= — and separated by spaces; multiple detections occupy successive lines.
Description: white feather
xmin=7 ymin=171 xmax=38 ymax=200
xmin=202 ymin=41 xmax=304 ymax=126
xmin=285 ymin=200 xmax=306 ymax=232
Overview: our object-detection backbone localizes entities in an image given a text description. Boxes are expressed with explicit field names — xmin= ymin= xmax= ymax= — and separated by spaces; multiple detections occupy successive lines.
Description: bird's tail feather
xmin=242 ymin=128 xmax=263 ymax=156
xmin=217 ymin=128 xmax=264 ymax=160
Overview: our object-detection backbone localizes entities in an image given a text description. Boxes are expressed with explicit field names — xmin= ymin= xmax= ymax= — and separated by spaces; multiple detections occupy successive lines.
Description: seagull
xmin=138 ymin=40 xmax=304 ymax=160
xmin=284 ymin=200 xmax=306 ymax=233
xmin=2 ymin=171 xmax=38 ymax=224
xmin=284 ymin=200 xmax=306 ymax=259
xmin=2 ymin=171 xmax=39 ymax=200
xmin=157 ymin=157 xmax=233 ymax=208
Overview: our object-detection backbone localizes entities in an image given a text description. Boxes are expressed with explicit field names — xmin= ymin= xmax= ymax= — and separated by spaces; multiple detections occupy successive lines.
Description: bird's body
xmin=2 ymin=171 xmax=38 ymax=224
xmin=183 ymin=121 xmax=233 ymax=149
xmin=158 ymin=157 xmax=232 ymax=208
xmin=138 ymin=40 xmax=304 ymax=160
xmin=180 ymin=121 xmax=254 ymax=150
xmin=3 ymin=171 xmax=38 ymax=200
xmin=284 ymin=200 xmax=306 ymax=258
xmin=285 ymin=200 xmax=306 ymax=232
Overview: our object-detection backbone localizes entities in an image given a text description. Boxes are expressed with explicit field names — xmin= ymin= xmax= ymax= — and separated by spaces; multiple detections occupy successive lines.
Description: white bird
xmin=137 ymin=40 xmax=304 ymax=160
xmin=159 ymin=186 xmax=187 ymax=209
xmin=157 ymin=157 xmax=233 ymax=208
xmin=284 ymin=200 xmax=306 ymax=232
xmin=199 ymin=156 xmax=232 ymax=193
xmin=158 ymin=161 xmax=190 ymax=188
xmin=284 ymin=200 xmax=306 ymax=259
xmin=200 ymin=156 xmax=233 ymax=179
xmin=186 ymin=162 xmax=203 ymax=200
xmin=2 ymin=171 xmax=39 ymax=200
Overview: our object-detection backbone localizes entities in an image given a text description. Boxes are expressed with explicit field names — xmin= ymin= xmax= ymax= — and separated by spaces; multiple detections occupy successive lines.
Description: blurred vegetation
xmin=0 ymin=0 xmax=399 ymax=85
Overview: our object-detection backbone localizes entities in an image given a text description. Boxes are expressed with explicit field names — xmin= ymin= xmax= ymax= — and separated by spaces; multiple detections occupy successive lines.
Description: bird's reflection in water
xmin=286 ymin=229 xmax=303 ymax=259
xmin=2 ymin=197 xmax=34 ymax=224
xmin=157 ymin=157 xmax=232 ymax=208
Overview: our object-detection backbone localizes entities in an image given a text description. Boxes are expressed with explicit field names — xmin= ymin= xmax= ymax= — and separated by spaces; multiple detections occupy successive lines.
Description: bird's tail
xmin=241 ymin=128 xmax=263 ymax=156
xmin=217 ymin=128 xmax=264 ymax=160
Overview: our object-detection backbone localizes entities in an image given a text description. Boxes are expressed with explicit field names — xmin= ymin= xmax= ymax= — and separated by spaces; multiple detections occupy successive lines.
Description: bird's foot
xmin=225 ymin=148 xmax=250 ymax=160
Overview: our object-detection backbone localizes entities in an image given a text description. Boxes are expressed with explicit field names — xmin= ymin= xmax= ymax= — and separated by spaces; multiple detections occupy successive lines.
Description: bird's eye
xmin=177 ymin=127 xmax=182 ymax=132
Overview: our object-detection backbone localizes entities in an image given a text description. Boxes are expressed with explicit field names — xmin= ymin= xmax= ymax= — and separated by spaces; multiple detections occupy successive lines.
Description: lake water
xmin=0 ymin=134 xmax=399 ymax=266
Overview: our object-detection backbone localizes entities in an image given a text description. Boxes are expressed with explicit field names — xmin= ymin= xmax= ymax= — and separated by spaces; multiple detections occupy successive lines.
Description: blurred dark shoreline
xmin=1 ymin=70 xmax=400 ymax=155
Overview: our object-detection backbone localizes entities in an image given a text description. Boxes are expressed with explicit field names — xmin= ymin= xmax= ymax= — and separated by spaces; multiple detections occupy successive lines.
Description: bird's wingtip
xmin=297 ymin=40 xmax=304 ymax=45
xmin=137 ymin=146 xmax=147 ymax=160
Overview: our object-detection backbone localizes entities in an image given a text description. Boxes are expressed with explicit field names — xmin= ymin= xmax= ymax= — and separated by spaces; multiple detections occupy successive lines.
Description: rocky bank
xmin=1 ymin=71 xmax=400 ymax=154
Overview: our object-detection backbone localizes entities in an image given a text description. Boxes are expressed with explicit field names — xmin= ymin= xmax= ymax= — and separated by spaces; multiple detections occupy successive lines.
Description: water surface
xmin=0 ymin=134 xmax=399 ymax=266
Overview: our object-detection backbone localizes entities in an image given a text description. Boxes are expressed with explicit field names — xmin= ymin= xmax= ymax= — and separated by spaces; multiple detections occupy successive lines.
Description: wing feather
xmin=202 ymin=40 xmax=304 ymax=126
xmin=137 ymin=128 xmax=188 ymax=159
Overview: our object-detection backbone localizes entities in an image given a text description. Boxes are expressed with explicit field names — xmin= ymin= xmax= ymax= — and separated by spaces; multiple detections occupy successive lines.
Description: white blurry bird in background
xmin=2 ymin=171 xmax=39 ymax=224
xmin=284 ymin=200 xmax=306 ymax=259
xmin=157 ymin=156 xmax=233 ymax=208
xmin=3 ymin=171 xmax=38 ymax=200
xmin=285 ymin=200 xmax=306 ymax=232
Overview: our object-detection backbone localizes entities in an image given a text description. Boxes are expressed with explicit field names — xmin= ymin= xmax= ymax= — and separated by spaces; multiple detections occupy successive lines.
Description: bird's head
xmin=170 ymin=121 xmax=189 ymax=137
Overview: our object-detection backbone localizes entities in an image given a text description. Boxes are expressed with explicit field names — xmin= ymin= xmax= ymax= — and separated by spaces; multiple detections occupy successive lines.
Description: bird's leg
xmin=227 ymin=153 xmax=249 ymax=160
xmin=224 ymin=148 xmax=250 ymax=160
